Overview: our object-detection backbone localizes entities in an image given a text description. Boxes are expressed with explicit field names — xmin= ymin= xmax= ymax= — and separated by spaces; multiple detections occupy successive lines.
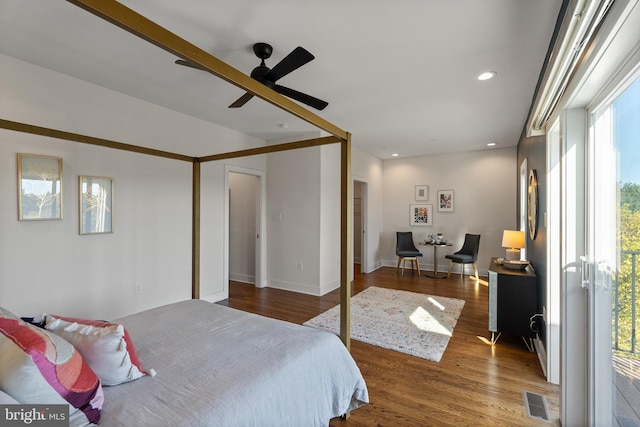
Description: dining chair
xmin=445 ymin=233 xmax=481 ymax=282
xmin=396 ymin=231 xmax=423 ymax=276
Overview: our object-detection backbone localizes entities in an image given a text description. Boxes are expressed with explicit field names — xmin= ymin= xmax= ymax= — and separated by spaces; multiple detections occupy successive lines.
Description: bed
xmin=98 ymin=299 xmax=368 ymax=426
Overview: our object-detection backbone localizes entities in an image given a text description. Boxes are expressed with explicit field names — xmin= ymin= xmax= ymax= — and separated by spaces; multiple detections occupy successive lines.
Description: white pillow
xmin=0 ymin=306 xmax=19 ymax=320
xmin=45 ymin=315 xmax=148 ymax=386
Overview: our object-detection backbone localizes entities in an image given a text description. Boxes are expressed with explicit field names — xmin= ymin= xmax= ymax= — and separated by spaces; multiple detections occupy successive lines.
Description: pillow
xmin=0 ymin=306 xmax=19 ymax=320
xmin=0 ymin=317 xmax=103 ymax=426
xmin=45 ymin=315 xmax=147 ymax=386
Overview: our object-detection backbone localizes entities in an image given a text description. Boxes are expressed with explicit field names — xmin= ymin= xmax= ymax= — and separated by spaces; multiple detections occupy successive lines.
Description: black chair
xmin=445 ymin=234 xmax=481 ymax=282
xmin=396 ymin=232 xmax=423 ymax=276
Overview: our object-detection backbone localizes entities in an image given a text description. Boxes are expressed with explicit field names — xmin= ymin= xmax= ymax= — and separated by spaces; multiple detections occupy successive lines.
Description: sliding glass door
xmin=587 ymin=74 xmax=640 ymax=425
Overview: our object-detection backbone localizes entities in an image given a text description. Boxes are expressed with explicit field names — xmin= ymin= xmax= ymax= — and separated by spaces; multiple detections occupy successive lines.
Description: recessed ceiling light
xmin=478 ymin=71 xmax=497 ymax=81
xmin=391 ymin=153 xmax=399 ymax=157
xmin=487 ymin=142 xmax=497 ymax=147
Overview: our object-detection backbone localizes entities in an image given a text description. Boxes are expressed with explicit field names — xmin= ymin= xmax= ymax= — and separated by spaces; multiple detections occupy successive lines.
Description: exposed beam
xmin=65 ymin=0 xmax=348 ymax=141
xmin=0 ymin=118 xmax=193 ymax=162
xmin=199 ymin=136 xmax=341 ymax=162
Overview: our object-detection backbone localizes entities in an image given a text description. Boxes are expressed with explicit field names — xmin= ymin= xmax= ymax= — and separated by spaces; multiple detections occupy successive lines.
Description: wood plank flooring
xmin=217 ymin=266 xmax=560 ymax=426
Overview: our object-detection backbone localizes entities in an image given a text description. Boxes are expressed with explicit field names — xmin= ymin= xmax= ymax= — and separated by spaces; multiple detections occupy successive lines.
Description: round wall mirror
xmin=528 ymin=169 xmax=538 ymax=240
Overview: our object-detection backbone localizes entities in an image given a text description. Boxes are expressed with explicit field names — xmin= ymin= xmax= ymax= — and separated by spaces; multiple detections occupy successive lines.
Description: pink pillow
xmin=45 ymin=315 xmax=147 ymax=386
xmin=0 ymin=317 xmax=103 ymax=426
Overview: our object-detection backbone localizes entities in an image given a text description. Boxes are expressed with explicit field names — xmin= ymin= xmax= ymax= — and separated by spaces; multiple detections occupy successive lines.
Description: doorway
xmin=587 ymin=74 xmax=640 ymax=425
xmin=225 ymin=165 xmax=267 ymax=298
xmin=229 ymin=172 xmax=259 ymax=284
xmin=353 ymin=180 xmax=368 ymax=276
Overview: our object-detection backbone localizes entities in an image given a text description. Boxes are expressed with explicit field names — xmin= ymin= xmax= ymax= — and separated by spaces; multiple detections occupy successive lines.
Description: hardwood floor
xmin=218 ymin=266 xmax=560 ymax=426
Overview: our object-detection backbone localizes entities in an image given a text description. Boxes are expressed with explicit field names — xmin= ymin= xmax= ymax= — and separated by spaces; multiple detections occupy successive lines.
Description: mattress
xmin=99 ymin=299 xmax=368 ymax=426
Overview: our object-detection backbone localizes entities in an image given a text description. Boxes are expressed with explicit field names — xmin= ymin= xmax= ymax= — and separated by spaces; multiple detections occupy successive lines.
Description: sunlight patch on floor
xmin=409 ymin=304 xmax=452 ymax=336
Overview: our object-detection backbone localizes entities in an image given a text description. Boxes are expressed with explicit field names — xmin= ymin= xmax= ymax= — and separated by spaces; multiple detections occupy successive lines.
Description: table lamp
xmin=501 ymin=230 xmax=525 ymax=261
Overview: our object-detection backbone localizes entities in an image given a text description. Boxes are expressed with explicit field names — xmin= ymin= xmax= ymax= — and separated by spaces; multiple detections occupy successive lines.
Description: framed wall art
xmin=528 ymin=169 xmax=538 ymax=240
xmin=79 ymin=176 xmax=113 ymax=234
xmin=415 ymin=185 xmax=429 ymax=201
xmin=437 ymin=189 xmax=454 ymax=212
xmin=409 ymin=204 xmax=433 ymax=226
xmin=17 ymin=153 xmax=63 ymax=221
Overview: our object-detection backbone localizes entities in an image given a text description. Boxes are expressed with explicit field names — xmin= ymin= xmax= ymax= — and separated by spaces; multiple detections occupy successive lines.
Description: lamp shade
xmin=502 ymin=230 xmax=525 ymax=249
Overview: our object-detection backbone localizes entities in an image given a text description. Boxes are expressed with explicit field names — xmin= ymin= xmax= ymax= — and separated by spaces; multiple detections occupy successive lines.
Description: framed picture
xmin=437 ymin=190 xmax=454 ymax=212
xmin=409 ymin=204 xmax=433 ymax=226
xmin=528 ymin=169 xmax=538 ymax=240
xmin=415 ymin=185 xmax=429 ymax=201
xmin=17 ymin=153 xmax=63 ymax=220
xmin=79 ymin=176 xmax=113 ymax=234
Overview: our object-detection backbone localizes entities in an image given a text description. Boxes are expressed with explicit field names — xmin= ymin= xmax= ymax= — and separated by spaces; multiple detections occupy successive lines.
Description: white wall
xmin=0 ymin=54 xmax=266 ymax=319
xmin=265 ymin=140 xmax=385 ymax=296
xmin=266 ymin=137 xmax=323 ymax=295
xmin=319 ymin=143 xmax=341 ymax=293
xmin=0 ymin=130 xmax=192 ymax=320
xmin=381 ymin=147 xmax=517 ymax=275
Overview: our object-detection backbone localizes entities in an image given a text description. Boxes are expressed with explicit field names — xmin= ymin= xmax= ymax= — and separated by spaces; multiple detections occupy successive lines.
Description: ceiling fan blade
xmin=174 ymin=59 xmax=206 ymax=71
xmin=274 ymin=85 xmax=328 ymax=110
xmin=265 ymin=47 xmax=314 ymax=82
xmin=228 ymin=92 xmax=255 ymax=108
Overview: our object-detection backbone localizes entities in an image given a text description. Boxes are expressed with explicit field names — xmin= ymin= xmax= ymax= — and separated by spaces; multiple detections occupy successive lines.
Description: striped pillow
xmin=0 ymin=317 xmax=103 ymax=426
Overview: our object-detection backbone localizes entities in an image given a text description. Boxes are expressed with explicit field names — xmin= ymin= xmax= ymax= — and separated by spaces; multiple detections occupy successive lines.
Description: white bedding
xmin=99 ymin=300 xmax=368 ymax=426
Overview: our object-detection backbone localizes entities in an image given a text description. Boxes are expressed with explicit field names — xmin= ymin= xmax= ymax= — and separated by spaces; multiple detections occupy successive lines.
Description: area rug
xmin=304 ymin=286 xmax=465 ymax=362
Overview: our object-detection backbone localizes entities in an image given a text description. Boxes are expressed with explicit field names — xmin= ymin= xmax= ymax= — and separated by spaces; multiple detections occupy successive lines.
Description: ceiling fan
xmin=175 ymin=42 xmax=328 ymax=111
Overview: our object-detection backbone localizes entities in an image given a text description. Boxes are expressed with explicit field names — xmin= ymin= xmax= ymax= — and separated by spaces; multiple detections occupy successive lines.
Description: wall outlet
xmin=134 ymin=283 xmax=141 ymax=295
xmin=297 ymin=262 xmax=304 ymax=271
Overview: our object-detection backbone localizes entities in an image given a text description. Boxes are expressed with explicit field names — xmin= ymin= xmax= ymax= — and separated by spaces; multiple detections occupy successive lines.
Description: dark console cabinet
xmin=488 ymin=257 xmax=538 ymax=341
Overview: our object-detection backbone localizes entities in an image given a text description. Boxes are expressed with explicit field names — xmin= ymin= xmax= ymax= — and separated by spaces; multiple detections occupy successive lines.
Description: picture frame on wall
xmin=437 ymin=189 xmax=454 ymax=212
xmin=79 ymin=176 xmax=113 ymax=235
xmin=17 ymin=153 xmax=63 ymax=221
xmin=415 ymin=185 xmax=429 ymax=201
xmin=409 ymin=204 xmax=433 ymax=226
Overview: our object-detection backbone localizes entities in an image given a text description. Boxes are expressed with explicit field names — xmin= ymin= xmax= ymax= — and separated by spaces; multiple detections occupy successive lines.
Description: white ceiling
xmin=0 ymin=0 xmax=562 ymax=159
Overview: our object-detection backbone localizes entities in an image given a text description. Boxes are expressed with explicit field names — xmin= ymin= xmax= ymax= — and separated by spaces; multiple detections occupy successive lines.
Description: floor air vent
xmin=523 ymin=390 xmax=551 ymax=423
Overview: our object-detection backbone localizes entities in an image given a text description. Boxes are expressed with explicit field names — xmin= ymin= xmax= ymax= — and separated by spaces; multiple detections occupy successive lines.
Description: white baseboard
xmin=229 ymin=273 xmax=255 ymax=284
xmin=533 ymin=333 xmax=547 ymax=378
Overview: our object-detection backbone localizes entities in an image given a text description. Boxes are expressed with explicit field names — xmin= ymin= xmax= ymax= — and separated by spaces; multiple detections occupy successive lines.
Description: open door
xmin=226 ymin=165 xmax=267 ymax=298
xmin=353 ymin=179 xmax=368 ymax=276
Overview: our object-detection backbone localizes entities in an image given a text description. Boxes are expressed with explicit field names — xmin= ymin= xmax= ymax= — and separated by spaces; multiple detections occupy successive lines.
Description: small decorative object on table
xmin=502 ymin=259 xmax=530 ymax=271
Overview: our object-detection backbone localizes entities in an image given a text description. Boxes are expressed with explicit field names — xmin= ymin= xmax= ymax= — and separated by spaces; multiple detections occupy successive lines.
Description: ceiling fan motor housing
xmin=253 ymin=42 xmax=273 ymax=60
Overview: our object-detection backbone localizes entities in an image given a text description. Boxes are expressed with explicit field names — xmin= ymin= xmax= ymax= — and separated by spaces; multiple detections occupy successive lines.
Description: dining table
xmin=420 ymin=241 xmax=453 ymax=278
